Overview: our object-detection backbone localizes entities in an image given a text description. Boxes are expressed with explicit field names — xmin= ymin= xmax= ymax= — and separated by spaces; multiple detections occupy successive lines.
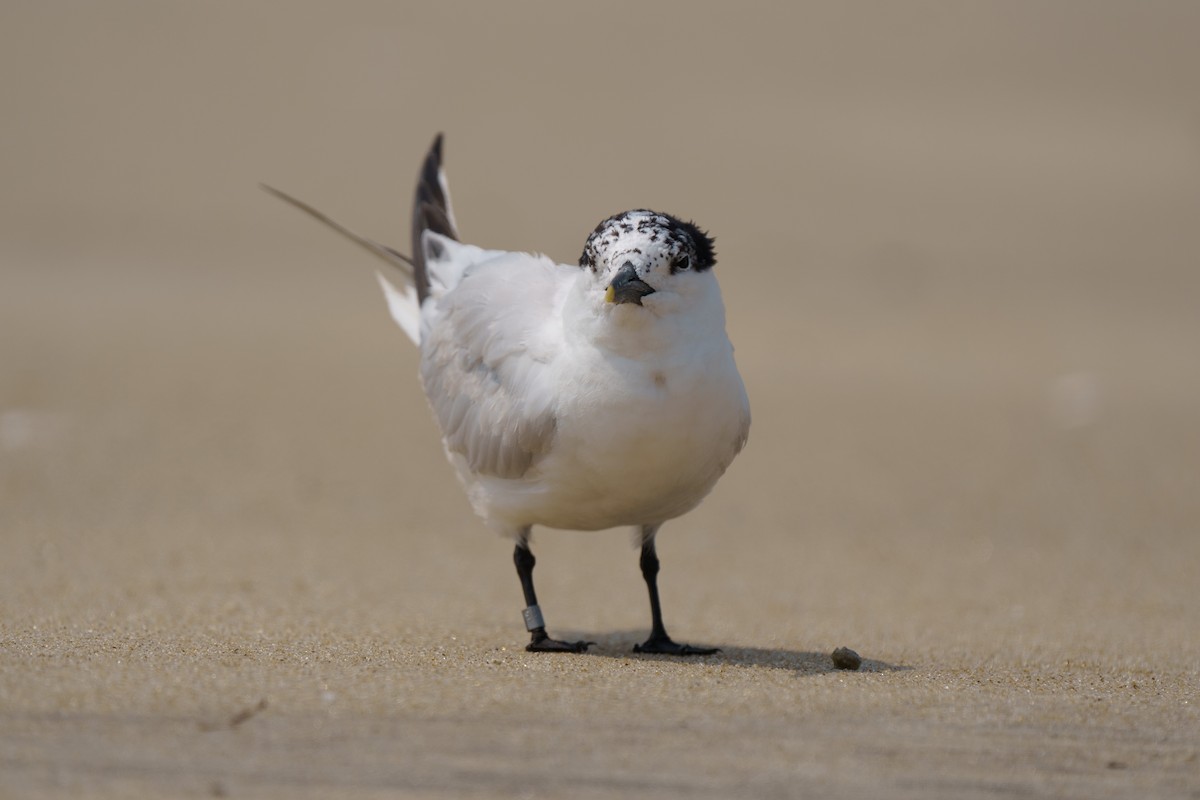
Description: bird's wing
xmin=420 ymin=247 xmax=568 ymax=480
xmin=411 ymin=133 xmax=458 ymax=304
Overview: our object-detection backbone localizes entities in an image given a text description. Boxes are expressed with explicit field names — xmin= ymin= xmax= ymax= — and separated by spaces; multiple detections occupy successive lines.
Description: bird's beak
xmin=606 ymin=262 xmax=656 ymax=305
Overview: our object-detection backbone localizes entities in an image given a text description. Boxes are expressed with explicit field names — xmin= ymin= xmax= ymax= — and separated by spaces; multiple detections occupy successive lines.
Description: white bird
xmin=263 ymin=135 xmax=750 ymax=654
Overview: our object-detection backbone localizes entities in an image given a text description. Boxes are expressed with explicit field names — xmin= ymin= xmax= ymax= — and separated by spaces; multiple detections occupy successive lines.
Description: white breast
xmin=462 ymin=294 xmax=750 ymax=532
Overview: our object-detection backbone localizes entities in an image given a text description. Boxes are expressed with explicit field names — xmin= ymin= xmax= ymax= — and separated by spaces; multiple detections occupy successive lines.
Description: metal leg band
xmin=522 ymin=604 xmax=545 ymax=631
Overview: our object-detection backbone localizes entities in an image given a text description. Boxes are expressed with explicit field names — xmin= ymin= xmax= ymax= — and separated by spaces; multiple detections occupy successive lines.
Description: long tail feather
xmin=260 ymin=183 xmax=414 ymax=278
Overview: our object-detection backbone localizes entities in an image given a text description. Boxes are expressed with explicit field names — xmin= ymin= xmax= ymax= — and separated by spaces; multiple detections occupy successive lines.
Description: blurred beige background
xmin=2 ymin=2 xmax=1198 ymax=798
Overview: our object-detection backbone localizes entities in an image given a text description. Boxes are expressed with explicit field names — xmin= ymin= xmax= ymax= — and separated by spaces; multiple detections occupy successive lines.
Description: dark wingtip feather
xmin=411 ymin=132 xmax=458 ymax=303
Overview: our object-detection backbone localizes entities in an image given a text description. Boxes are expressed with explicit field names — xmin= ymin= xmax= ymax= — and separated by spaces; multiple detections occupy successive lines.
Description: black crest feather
xmin=672 ymin=218 xmax=716 ymax=271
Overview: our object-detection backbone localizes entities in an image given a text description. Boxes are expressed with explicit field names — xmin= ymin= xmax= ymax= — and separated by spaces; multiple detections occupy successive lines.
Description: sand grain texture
xmin=2 ymin=3 xmax=1198 ymax=797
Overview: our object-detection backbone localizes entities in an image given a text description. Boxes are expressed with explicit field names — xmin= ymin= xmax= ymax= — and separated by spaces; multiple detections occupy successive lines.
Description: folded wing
xmin=419 ymin=245 xmax=566 ymax=480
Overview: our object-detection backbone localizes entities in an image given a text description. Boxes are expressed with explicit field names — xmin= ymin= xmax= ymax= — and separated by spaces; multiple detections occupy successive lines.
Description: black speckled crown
xmin=579 ymin=210 xmax=716 ymax=274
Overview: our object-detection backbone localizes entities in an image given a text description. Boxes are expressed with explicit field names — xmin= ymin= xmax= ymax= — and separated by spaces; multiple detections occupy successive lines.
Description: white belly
xmin=464 ymin=343 xmax=749 ymax=532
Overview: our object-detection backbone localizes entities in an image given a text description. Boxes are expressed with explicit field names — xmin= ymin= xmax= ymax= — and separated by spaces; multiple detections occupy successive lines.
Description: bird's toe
xmin=526 ymin=637 xmax=594 ymax=653
xmin=633 ymin=636 xmax=719 ymax=656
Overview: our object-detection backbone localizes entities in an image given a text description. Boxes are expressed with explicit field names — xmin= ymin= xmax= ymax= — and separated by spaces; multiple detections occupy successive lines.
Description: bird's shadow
xmin=555 ymin=629 xmax=910 ymax=675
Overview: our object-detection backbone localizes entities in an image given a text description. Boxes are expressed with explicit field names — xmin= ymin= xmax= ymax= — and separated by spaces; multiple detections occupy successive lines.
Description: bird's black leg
xmin=513 ymin=539 xmax=592 ymax=653
xmin=633 ymin=528 xmax=719 ymax=656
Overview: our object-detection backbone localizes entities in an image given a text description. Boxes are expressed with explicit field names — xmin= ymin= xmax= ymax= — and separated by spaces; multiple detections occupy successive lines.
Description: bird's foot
xmin=526 ymin=631 xmax=594 ymax=653
xmin=633 ymin=635 xmax=720 ymax=656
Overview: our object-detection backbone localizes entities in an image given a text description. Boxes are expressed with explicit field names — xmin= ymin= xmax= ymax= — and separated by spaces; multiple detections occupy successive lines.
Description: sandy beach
xmin=2 ymin=3 xmax=1198 ymax=797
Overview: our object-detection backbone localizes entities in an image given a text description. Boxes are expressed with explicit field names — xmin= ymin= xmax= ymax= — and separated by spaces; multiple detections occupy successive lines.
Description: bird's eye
xmin=674 ymin=254 xmax=690 ymax=271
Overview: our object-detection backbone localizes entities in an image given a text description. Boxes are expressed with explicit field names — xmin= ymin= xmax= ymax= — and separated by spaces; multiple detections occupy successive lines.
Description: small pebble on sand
xmin=831 ymin=647 xmax=862 ymax=670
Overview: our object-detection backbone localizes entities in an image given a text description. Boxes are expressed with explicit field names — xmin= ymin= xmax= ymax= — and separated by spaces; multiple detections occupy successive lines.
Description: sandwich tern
xmin=264 ymin=135 xmax=750 ymax=654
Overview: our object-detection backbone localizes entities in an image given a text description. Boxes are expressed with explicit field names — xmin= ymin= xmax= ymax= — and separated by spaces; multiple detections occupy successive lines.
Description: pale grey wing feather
xmin=420 ymin=251 xmax=565 ymax=480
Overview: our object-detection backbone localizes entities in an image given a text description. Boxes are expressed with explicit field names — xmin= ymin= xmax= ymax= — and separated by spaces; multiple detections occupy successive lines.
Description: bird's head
xmin=578 ymin=210 xmax=716 ymax=309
